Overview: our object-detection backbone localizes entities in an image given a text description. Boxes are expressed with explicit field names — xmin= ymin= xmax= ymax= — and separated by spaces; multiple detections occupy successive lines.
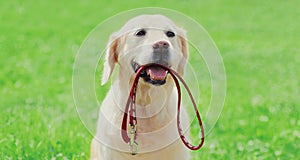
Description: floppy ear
xmin=101 ymin=34 xmax=119 ymax=85
xmin=177 ymin=28 xmax=189 ymax=76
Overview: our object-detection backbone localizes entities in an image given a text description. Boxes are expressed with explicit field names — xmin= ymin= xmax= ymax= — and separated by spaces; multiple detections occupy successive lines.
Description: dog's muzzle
xmin=131 ymin=41 xmax=171 ymax=86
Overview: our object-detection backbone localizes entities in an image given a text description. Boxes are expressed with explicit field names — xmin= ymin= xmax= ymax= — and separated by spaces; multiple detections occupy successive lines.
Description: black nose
xmin=152 ymin=41 xmax=169 ymax=49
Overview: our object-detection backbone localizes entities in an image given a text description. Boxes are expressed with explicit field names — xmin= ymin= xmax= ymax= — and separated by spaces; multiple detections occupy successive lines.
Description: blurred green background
xmin=1 ymin=0 xmax=299 ymax=159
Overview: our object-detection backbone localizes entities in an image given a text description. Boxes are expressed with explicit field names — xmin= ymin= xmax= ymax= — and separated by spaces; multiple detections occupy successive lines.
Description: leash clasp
xmin=128 ymin=124 xmax=138 ymax=155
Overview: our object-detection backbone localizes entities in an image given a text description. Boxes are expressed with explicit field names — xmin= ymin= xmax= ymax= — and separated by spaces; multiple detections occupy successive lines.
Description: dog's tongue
xmin=147 ymin=67 xmax=168 ymax=81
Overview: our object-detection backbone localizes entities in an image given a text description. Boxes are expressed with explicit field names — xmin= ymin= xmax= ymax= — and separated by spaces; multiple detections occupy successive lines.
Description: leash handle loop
xmin=121 ymin=63 xmax=205 ymax=154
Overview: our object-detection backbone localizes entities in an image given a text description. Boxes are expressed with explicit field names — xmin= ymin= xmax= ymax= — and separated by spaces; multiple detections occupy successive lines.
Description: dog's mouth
xmin=131 ymin=61 xmax=169 ymax=86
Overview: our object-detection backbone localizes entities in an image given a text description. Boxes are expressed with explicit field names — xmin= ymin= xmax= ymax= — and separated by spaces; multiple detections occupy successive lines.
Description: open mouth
xmin=132 ymin=61 xmax=169 ymax=86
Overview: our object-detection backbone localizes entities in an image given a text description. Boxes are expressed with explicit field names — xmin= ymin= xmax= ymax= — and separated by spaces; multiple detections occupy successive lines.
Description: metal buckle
xmin=128 ymin=124 xmax=138 ymax=155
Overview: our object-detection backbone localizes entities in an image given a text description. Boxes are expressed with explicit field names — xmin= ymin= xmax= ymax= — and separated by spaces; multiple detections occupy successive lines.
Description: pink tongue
xmin=147 ymin=67 xmax=168 ymax=81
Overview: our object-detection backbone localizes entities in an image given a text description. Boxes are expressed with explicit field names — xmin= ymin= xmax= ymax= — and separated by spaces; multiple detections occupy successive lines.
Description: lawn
xmin=1 ymin=0 xmax=299 ymax=159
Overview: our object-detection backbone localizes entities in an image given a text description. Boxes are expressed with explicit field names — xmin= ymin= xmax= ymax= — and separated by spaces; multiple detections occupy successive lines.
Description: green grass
xmin=1 ymin=0 xmax=299 ymax=159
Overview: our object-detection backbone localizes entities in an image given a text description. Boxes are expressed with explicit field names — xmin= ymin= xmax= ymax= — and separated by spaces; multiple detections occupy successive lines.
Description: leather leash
xmin=121 ymin=63 xmax=205 ymax=155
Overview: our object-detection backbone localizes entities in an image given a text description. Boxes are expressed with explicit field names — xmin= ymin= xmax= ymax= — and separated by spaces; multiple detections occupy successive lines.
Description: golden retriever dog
xmin=91 ymin=14 xmax=190 ymax=160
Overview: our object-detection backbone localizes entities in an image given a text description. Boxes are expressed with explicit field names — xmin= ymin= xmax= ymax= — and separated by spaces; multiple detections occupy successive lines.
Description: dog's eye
xmin=135 ymin=29 xmax=146 ymax=36
xmin=166 ymin=31 xmax=175 ymax=38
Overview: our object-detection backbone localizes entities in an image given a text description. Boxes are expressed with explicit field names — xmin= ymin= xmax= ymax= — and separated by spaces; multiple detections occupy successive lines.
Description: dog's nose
xmin=152 ymin=41 xmax=169 ymax=49
xmin=152 ymin=41 xmax=169 ymax=66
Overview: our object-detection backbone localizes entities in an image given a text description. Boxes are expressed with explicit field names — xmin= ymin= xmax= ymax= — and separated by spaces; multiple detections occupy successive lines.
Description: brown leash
xmin=121 ymin=63 xmax=204 ymax=155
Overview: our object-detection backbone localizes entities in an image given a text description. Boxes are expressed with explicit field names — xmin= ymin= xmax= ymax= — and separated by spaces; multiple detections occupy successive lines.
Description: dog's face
xmin=101 ymin=15 xmax=188 ymax=87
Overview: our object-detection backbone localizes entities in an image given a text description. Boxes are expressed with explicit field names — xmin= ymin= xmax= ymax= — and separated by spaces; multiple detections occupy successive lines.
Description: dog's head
xmin=101 ymin=15 xmax=188 ymax=87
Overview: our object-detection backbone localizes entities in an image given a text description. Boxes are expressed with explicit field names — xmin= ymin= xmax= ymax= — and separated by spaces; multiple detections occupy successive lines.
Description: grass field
xmin=1 ymin=0 xmax=299 ymax=159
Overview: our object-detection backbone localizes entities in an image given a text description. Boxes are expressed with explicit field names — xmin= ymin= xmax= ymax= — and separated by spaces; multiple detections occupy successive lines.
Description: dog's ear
xmin=177 ymin=28 xmax=189 ymax=76
xmin=101 ymin=33 xmax=119 ymax=85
